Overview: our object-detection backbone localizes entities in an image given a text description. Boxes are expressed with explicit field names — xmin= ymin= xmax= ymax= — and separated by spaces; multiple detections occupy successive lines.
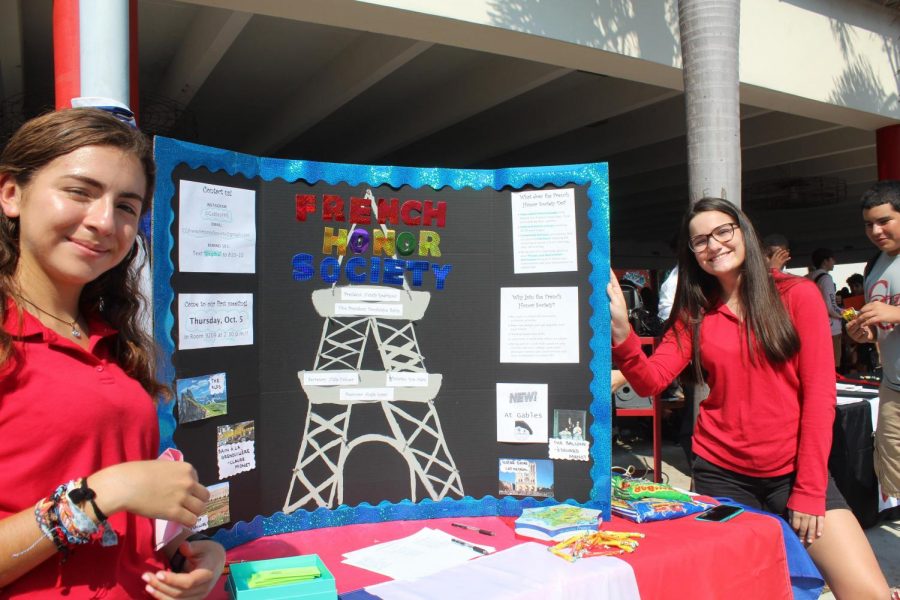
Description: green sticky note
xmin=247 ymin=566 xmax=322 ymax=588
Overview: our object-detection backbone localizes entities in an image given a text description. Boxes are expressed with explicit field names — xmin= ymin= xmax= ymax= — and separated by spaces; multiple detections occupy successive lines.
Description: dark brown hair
xmin=670 ymin=197 xmax=800 ymax=382
xmin=861 ymin=180 xmax=900 ymax=212
xmin=0 ymin=108 xmax=169 ymax=400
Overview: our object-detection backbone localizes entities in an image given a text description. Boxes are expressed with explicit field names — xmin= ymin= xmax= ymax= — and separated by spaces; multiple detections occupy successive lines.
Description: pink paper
xmin=155 ymin=448 xmax=187 ymax=550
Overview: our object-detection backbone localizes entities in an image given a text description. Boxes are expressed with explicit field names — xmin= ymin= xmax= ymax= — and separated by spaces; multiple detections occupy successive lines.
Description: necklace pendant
xmin=71 ymin=327 xmax=82 ymax=339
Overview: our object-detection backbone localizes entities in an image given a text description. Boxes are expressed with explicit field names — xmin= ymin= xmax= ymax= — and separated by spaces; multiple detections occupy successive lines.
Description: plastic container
xmin=226 ymin=554 xmax=337 ymax=600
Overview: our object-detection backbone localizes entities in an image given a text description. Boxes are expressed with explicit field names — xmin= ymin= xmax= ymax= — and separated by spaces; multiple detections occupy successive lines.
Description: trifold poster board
xmin=151 ymin=137 xmax=611 ymax=546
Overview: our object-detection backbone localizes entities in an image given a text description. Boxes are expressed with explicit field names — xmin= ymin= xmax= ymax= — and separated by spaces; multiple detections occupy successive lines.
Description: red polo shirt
xmin=613 ymin=271 xmax=836 ymax=515
xmin=0 ymin=302 xmax=166 ymax=597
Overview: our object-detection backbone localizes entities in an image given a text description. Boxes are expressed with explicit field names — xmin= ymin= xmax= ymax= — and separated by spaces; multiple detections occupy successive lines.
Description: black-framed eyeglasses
xmin=688 ymin=223 xmax=739 ymax=253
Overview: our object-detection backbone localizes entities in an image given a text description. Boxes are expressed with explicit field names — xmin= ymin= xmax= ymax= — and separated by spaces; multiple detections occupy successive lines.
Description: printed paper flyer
xmin=496 ymin=383 xmax=548 ymax=443
xmin=178 ymin=180 xmax=256 ymax=273
xmin=178 ymin=293 xmax=253 ymax=350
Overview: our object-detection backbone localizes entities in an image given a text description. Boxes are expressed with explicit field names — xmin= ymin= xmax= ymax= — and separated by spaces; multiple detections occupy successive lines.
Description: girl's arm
xmin=0 ymin=460 xmax=209 ymax=587
xmin=609 ymin=269 xmax=692 ymax=397
xmin=787 ymin=280 xmax=837 ymax=517
xmin=0 ymin=509 xmax=59 ymax=586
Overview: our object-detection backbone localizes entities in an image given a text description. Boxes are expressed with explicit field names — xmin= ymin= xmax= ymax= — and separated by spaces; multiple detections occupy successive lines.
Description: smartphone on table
xmin=695 ymin=504 xmax=744 ymax=522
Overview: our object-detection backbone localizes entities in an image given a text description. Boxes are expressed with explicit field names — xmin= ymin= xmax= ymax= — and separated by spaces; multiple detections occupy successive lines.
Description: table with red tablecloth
xmin=209 ymin=510 xmax=805 ymax=599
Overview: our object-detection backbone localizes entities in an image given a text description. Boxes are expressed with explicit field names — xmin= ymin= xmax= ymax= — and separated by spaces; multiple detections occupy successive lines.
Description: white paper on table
xmin=837 ymin=396 xmax=868 ymax=405
xmin=365 ymin=542 xmax=640 ymax=600
xmin=836 ymin=383 xmax=873 ymax=393
xmin=342 ymin=527 xmax=495 ymax=581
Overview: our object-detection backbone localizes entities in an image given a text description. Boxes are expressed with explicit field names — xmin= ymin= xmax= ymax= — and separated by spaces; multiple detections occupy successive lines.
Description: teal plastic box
xmin=226 ymin=554 xmax=337 ymax=600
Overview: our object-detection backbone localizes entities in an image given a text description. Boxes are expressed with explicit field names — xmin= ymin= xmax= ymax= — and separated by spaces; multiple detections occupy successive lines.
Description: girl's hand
xmin=611 ymin=370 xmax=628 ymax=393
xmin=91 ymin=461 xmax=210 ymax=527
xmin=788 ymin=509 xmax=824 ymax=545
xmin=143 ymin=539 xmax=225 ymax=599
xmin=607 ymin=269 xmax=632 ymax=345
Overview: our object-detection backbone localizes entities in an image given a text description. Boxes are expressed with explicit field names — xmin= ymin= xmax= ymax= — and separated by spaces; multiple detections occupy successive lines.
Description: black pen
xmin=451 ymin=538 xmax=489 ymax=555
xmin=451 ymin=522 xmax=495 ymax=536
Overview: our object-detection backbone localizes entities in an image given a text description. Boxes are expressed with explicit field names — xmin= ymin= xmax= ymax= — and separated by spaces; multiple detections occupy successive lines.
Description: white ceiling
xmin=1 ymin=0 xmax=884 ymax=268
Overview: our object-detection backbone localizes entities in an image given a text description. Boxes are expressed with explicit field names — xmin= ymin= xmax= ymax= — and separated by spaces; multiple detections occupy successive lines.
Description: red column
xmin=877 ymin=124 xmax=900 ymax=181
xmin=53 ymin=0 xmax=80 ymax=109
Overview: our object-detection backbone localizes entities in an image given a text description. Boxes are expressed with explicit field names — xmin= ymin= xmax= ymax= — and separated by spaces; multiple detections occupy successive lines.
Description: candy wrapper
xmin=611 ymin=497 xmax=715 ymax=523
xmin=611 ymin=474 xmax=692 ymax=502
xmin=548 ymin=529 xmax=644 ymax=561
xmin=841 ymin=308 xmax=858 ymax=322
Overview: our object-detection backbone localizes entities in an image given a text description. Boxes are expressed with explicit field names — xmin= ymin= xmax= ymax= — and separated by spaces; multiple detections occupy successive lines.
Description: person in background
xmin=654 ymin=263 xmax=697 ymax=466
xmin=808 ymin=247 xmax=843 ymax=370
xmin=0 ymin=108 xmax=224 ymax=598
xmin=658 ymin=265 xmax=678 ymax=322
xmin=847 ymin=181 xmax=900 ymax=509
xmin=610 ymin=197 xmax=889 ymax=599
xmin=844 ymin=273 xmax=878 ymax=374
xmin=845 ymin=274 xmax=866 ymax=311
xmin=762 ymin=233 xmax=792 ymax=271
xmin=658 ymin=235 xmax=680 ymax=323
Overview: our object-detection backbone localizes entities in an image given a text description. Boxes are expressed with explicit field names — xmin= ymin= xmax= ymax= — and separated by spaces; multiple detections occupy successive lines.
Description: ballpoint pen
xmin=451 ymin=538 xmax=489 ymax=555
xmin=451 ymin=522 xmax=495 ymax=536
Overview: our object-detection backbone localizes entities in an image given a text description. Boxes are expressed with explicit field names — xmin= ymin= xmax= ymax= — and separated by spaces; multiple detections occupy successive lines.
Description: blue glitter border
xmin=151 ymin=137 xmax=610 ymax=548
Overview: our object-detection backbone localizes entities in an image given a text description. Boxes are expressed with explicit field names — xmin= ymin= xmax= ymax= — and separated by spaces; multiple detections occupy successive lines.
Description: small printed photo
xmin=193 ymin=482 xmax=231 ymax=531
xmin=216 ymin=419 xmax=255 ymax=447
xmin=176 ymin=373 xmax=227 ymax=423
xmin=552 ymin=409 xmax=586 ymax=441
xmin=498 ymin=458 xmax=554 ymax=498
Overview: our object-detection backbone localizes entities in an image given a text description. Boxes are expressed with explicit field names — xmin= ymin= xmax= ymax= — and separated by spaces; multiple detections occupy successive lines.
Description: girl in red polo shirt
xmin=609 ymin=197 xmax=889 ymax=599
xmin=0 ymin=108 xmax=224 ymax=598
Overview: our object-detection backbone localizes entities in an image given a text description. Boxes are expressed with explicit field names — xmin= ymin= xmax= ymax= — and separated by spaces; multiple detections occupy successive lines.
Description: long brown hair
xmin=0 ymin=108 xmax=170 ymax=400
xmin=670 ymin=197 xmax=800 ymax=382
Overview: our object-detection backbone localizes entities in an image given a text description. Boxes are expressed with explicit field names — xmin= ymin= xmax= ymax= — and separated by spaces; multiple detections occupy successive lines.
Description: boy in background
xmin=847 ymin=181 xmax=900 ymax=501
